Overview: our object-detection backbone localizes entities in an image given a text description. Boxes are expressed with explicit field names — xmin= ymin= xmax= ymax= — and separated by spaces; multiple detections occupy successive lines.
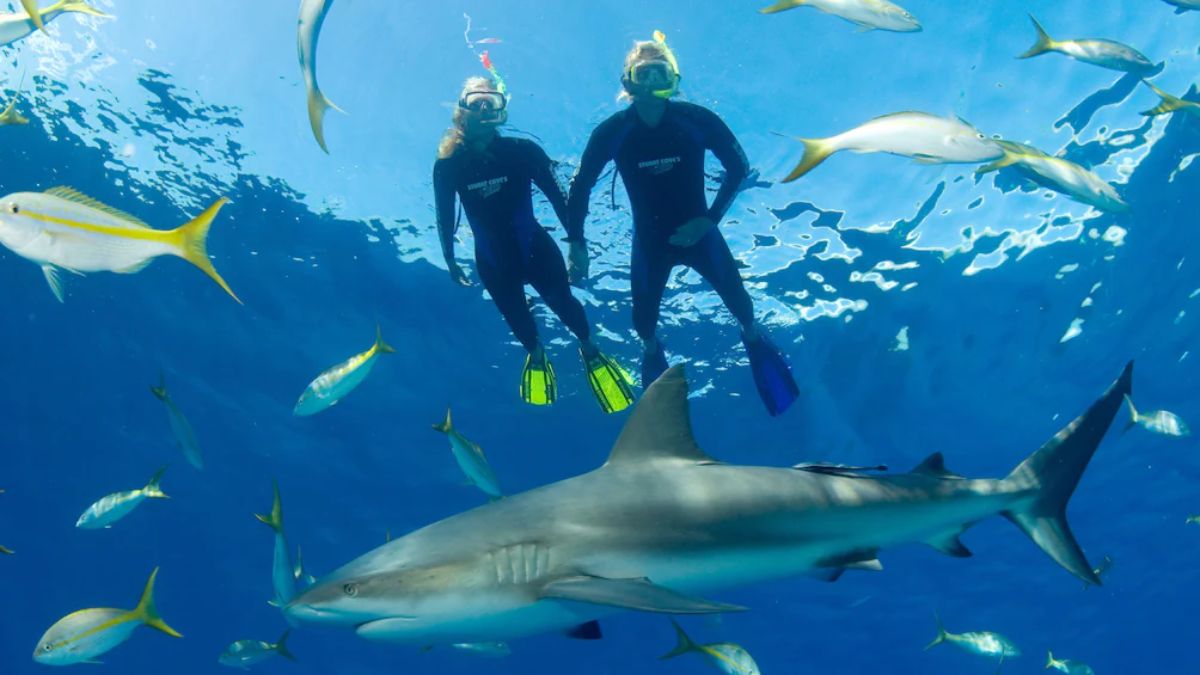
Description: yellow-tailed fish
xmin=294 ymin=326 xmax=395 ymax=416
xmin=298 ymin=0 xmax=343 ymax=153
xmin=151 ymin=372 xmax=204 ymax=470
xmin=977 ymin=140 xmax=1129 ymax=213
xmin=0 ymin=488 xmax=11 ymax=554
xmin=0 ymin=187 xmax=240 ymax=304
xmin=926 ymin=612 xmax=1020 ymax=663
xmin=256 ymin=482 xmax=297 ymax=608
xmin=0 ymin=0 xmax=109 ymax=48
xmin=34 ymin=568 xmax=181 ymax=666
xmin=759 ymin=0 xmax=920 ymax=33
xmin=1164 ymin=0 xmax=1200 ymax=12
xmin=76 ymin=467 xmax=168 ymax=529
xmin=1019 ymin=16 xmax=1154 ymax=74
xmin=1141 ymin=82 xmax=1200 ymax=118
xmin=219 ymin=630 xmax=297 ymax=669
xmin=0 ymin=73 xmax=29 ymax=126
xmin=1124 ymin=394 xmax=1189 ymax=437
xmin=781 ymin=111 xmax=1002 ymax=182
xmin=1046 ymin=650 xmax=1096 ymax=675
xmin=661 ymin=620 xmax=760 ymax=675
xmin=433 ymin=409 xmax=503 ymax=499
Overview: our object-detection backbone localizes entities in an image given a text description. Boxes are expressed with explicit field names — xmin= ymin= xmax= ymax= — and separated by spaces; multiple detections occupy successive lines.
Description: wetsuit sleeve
xmin=526 ymin=142 xmax=571 ymax=233
xmin=566 ymin=120 xmax=616 ymax=242
xmin=700 ymin=108 xmax=750 ymax=224
xmin=433 ymin=158 xmax=458 ymax=266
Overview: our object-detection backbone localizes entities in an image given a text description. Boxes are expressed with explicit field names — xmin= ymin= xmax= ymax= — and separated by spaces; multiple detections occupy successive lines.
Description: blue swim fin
xmin=641 ymin=342 xmax=670 ymax=388
xmin=742 ymin=332 xmax=799 ymax=416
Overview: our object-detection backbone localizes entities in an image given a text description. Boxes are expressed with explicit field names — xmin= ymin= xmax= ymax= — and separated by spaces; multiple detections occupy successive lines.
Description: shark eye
xmin=342 ymin=583 xmax=359 ymax=597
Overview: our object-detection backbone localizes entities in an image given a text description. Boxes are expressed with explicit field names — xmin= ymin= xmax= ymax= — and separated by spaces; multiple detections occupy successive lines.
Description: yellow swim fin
xmin=520 ymin=348 xmax=557 ymax=406
xmin=581 ymin=348 xmax=635 ymax=414
xmin=133 ymin=568 xmax=183 ymax=638
xmin=170 ymin=197 xmax=241 ymax=304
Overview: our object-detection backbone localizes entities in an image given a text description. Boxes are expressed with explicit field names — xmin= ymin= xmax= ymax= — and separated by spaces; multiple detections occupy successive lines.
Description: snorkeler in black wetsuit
xmin=566 ymin=32 xmax=799 ymax=416
xmin=434 ymin=74 xmax=634 ymax=413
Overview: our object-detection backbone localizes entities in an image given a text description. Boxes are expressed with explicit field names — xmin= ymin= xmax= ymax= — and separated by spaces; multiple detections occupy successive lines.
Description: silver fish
xmin=298 ymin=0 xmax=342 ymax=152
xmin=759 ymin=0 xmax=920 ymax=33
xmin=1019 ymin=15 xmax=1154 ymax=73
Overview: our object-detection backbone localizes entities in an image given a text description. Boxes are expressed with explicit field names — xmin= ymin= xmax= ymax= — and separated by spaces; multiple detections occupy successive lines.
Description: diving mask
xmin=459 ymin=91 xmax=508 ymax=125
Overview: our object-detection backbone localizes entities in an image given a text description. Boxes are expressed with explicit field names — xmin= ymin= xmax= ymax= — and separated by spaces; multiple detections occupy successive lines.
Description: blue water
xmin=0 ymin=1 xmax=1197 ymax=673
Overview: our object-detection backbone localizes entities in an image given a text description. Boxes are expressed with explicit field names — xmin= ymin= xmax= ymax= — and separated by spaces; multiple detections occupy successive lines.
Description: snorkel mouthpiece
xmin=466 ymin=50 xmax=509 ymax=126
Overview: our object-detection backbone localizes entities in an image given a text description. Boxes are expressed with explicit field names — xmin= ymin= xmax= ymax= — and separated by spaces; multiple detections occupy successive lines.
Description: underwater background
xmin=0 ymin=0 xmax=1197 ymax=672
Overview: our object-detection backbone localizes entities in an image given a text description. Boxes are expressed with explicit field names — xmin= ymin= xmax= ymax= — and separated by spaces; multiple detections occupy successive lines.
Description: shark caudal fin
xmin=659 ymin=619 xmax=699 ymax=659
xmin=1018 ymin=15 xmax=1056 ymax=59
xmin=1003 ymin=362 xmax=1133 ymax=585
xmin=133 ymin=568 xmax=183 ymax=638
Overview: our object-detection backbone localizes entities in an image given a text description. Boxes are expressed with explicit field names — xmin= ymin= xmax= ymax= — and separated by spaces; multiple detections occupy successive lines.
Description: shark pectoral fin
xmin=540 ymin=576 xmax=745 ymax=614
xmin=564 ymin=620 xmax=603 ymax=640
xmin=355 ymin=617 xmax=419 ymax=641
xmin=926 ymin=532 xmax=973 ymax=558
xmin=813 ymin=550 xmax=883 ymax=581
xmin=807 ymin=568 xmax=846 ymax=583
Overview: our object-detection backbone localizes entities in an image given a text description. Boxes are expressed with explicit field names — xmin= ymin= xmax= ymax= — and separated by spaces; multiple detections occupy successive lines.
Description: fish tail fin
xmin=1003 ymin=362 xmax=1133 ymax=585
xmin=782 ymin=137 xmax=834 ymax=183
xmin=976 ymin=152 xmax=1020 ymax=175
xmin=1018 ymin=15 xmax=1056 ymax=59
xmin=1141 ymin=82 xmax=1184 ymax=117
xmin=144 ymin=466 xmax=169 ymax=499
xmin=1122 ymin=394 xmax=1139 ymax=432
xmin=170 ymin=197 xmax=241 ymax=304
xmin=659 ymin=619 xmax=698 ymax=660
xmin=255 ymin=481 xmax=284 ymax=533
xmin=21 ymin=0 xmax=44 ymax=31
xmin=374 ymin=324 xmax=396 ymax=354
xmin=924 ymin=611 xmax=947 ymax=650
xmin=432 ymin=408 xmax=453 ymax=434
xmin=150 ymin=369 xmax=168 ymax=401
xmin=1045 ymin=650 xmax=1055 ymax=669
xmin=307 ymin=86 xmax=343 ymax=154
xmin=133 ymin=568 xmax=183 ymax=638
xmin=54 ymin=0 xmax=113 ymax=18
xmin=276 ymin=629 xmax=298 ymax=662
xmin=758 ymin=0 xmax=804 ymax=14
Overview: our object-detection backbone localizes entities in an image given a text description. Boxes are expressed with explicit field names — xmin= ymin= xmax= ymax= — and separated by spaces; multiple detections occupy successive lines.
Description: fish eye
xmin=7 ymin=203 xmax=17 ymax=215
xmin=343 ymin=582 xmax=359 ymax=597
xmin=41 ymin=644 xmax=52 ymax=652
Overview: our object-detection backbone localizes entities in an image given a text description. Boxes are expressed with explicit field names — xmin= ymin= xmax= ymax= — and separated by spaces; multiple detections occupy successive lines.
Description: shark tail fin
xmin=276 ymin=629 xmax=297 ymax=662
xmin=782 ymin=137 xmax=834 ymax=183
xmin=924 ymin=611 xmax=947 ymax=650
xmin=143 ymin=467 xmax=169 ymax=499
xmin=53 ymin=1 xmax=113 ymax=18
xmin=758 ymin=0 xmax=804 ymax=14
xmin=432 ymin=408 xmax=453 ymax=434
xmin=659 ymin=619 xmax=698 ymax=660
xmin=255 ymin=482 xmax=284 ymax=533
xmin=1002 ymin=362 xmax=1133 ymax=585
xmin=1018 ymin=15 xmax=1056 ymax=59
xmin=133 ymin=568 xmax=183 ymax=638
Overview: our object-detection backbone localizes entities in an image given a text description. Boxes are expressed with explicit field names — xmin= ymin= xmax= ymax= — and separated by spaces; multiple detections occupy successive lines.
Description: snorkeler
xmin=434 ymin=61 xmax=635 ymax=413
xmin=565 ymin=32 xmax=799 ymax=416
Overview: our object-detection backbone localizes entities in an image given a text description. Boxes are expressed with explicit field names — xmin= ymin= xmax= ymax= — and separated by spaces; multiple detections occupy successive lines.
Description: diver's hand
xmin=448 ymin=263 xmax=472 ymax=287
xmin=670 ymin=217 xmax=715 ymax=247
xmin=568 ymin=240 xmax=590 ymax=285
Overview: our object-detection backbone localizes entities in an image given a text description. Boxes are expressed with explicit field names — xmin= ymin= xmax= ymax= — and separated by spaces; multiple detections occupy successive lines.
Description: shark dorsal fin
xmin=605 ymin=366 xmax=714 ymax=466
xmin=911 ymin=452 xmax=963 ymax=479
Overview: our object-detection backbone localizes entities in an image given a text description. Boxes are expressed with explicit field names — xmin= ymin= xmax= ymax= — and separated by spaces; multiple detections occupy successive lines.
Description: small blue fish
xmin=1019 ymin=16 xmax=1154 ymax=73
xmin=255 ymin=482 xmax=296 ymax=608
xmin=1046 ymin=650 xmax=1095 ymax=675
xmin=433 ymin=409 xmax=502 ymax=498
xmin=294 ymin=326 xmax=395 ymax=416
xmin=1125 ymin=394 xmax=1190 ymax=437
xmin=151 ymin=372 xmax=204 ymax=470
xmin=76 ymin=468 xmax=168 ymax=529
xmin=661 ymin=620 xmax=760 ymax=675
xmin=926 ymin=612 xmax=1020 ymax=663
xmin=219 ymin=630 xmax=296 ymax=669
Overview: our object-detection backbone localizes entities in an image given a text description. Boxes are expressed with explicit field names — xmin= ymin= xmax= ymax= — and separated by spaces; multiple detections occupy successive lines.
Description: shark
xmin=286 ymin=363 xmax=1132 ymax=647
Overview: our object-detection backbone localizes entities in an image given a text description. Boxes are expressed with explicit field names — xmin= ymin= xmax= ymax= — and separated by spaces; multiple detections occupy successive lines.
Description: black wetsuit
xmin=566 ymin=101 xmax=753 ymax=341
xmin=435 ymin=136 xmax=590 ymax=352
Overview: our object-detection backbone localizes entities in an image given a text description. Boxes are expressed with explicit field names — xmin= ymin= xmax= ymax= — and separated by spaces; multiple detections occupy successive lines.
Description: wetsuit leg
xmin=523 ymin=227 xmax=592 ymax=343
xmin=475 ymin=239 xmax=540 ymax=353
xmin=680 ymin=229 xmax=755 ymax=329
xmin=630 ymin=237 xmax=676 ymax=342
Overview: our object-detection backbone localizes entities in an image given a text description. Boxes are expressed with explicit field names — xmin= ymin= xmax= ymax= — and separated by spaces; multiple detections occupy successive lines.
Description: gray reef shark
xmin=286 ymin=363 xmax=1132 ymax=646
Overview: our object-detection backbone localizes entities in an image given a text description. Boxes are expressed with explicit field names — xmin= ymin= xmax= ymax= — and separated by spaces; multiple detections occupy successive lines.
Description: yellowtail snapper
xmin=977 ymin=140 xmax=1129 ymax=214
xmin=926 ymin=612 xmax=1020 ymax=666
xmin=76 ymin=467 xmax=168 ymax=530
xmin=256 ymin=482 xmax=297 ymax=608
xmin=219 ymin=630 xmax=297 ymax=669
xmin=0 ymin=0 xmax=109 ymax=48
xmin=294 ymin=326 xmax=395 ymax=416
xmin=1019 ymin=15 xmax=1154 ymax=74
xmin=0 ymin=73 xmax=28 ymax=126
xmin=1141 ymin=82 xmax=1200 ymax=119
xmin=433 ymin=409 xmax=502 ymax=499
xmin=151 ymin=372 xmax=204 ymax=470
xmin=1124 ymin=394 xmax=1189 ymax=437
xmin=34 ymin=568 xmax=181 ymax=665
xmin=759 ymin=0 xmax=920 ymax=33
xmin=661 ymin=619 xmax=760 ymax=675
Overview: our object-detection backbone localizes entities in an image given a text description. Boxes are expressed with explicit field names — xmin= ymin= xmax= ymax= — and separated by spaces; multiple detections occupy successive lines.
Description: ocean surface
xmin=0 ymin=1 xmax=1197 ymax=673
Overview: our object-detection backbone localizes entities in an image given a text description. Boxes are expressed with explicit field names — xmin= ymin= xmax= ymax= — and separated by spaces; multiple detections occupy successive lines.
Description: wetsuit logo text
xmin=637 ymin=156 xmax=681 ymax=176
xmin=467 ymin=176 xmax=508 ymax=198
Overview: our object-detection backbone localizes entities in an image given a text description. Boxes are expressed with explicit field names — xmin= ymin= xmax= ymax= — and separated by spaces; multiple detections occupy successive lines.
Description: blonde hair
xmin=619 ymin=40 xmax=677 ymax=102
xmin=438 ymin=76 xmax=500 ymax=159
